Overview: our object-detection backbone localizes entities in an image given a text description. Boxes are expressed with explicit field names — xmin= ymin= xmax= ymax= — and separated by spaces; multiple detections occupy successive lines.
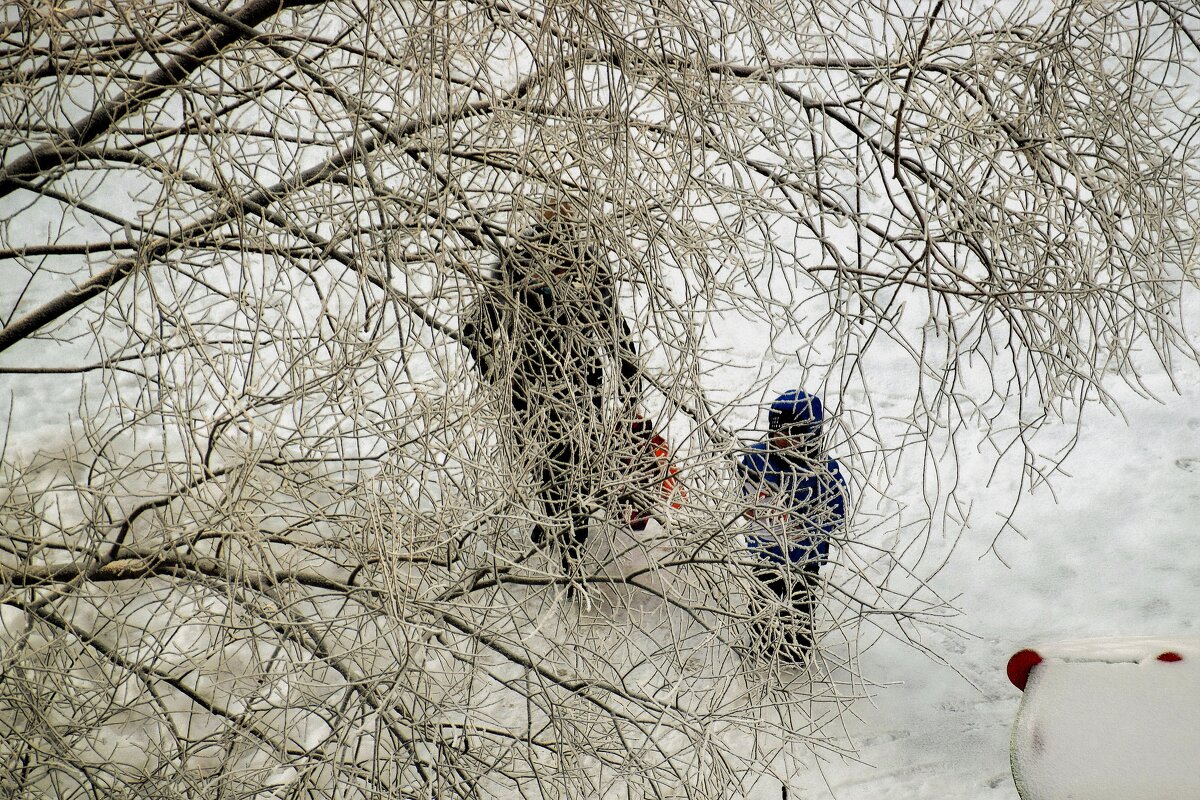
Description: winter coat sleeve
xmin=460 ymin=292 xmax=499 ymax=380
xmin=616 ymin=315 xmax=640 ymax=417
xmin=591 ymin=272 xmax=640 ymax=419
xmin=803 ymin=458 xmax=847 ymax=561
xmin=818 ymin=457 xmax=848 ymax=535
xmin=737 ymin=449 xmax=772 ymax=520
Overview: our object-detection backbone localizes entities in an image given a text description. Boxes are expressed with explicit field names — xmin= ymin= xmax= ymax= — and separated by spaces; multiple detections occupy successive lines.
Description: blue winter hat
xmin=768 ymin=390 xmax=823 ymax=432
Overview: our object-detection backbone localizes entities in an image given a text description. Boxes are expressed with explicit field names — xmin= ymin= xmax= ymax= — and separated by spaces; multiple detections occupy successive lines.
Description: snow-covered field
xmin=4 ymin=226 xmax=1197 ymax=799
xmin=3 ymin=319 xmax=1197 ymax=799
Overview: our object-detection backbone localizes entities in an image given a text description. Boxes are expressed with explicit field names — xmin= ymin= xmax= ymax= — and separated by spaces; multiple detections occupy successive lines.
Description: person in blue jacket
xmin=739 ymin=389 xmax=847 ymax=663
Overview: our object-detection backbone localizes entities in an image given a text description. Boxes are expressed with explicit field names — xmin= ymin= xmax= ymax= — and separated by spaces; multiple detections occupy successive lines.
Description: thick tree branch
xmin=0 ymin=0 xmax=323 ymax=200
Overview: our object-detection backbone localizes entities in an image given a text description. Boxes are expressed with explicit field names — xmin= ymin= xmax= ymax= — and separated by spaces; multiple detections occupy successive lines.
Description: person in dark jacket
xmin=461 ymin=206 xmax=640 ymax=582
xmin=739 ymin=389 xmax=848 ymax=663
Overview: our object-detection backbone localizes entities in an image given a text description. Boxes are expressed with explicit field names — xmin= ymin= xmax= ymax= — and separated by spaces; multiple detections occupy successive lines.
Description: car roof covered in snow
xmin=1007 ymin=636 xmax=1200 ymax=691
xmin=1015 ymin=636 xmax=1200 ymax=663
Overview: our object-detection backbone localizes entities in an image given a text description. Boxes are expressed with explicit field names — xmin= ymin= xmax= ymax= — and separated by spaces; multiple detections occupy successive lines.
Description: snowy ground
xmin=778 ymin=362 xmax=1200 ymax=800
xmin=3 ymin=303 xmax=1198 ymax=800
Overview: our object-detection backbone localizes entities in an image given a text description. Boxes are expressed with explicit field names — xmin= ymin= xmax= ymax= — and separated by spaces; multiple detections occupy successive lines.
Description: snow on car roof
xmin=1007 ymin=636 xmax=1200 ymax=691
xmin=1016 ymin=636 xmax=1200 ymax=663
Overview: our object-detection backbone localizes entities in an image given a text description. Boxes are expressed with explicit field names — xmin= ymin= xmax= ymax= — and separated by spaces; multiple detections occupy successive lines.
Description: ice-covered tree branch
xmin=2 ymin=1 xmax=1198 ymax=798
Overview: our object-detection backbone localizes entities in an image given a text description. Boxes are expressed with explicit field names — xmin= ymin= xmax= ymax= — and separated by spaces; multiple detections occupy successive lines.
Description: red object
xmin=1157 ymin=651 xmax=1184 ymax=662
xmin=648 ymin=432 xmax=684 ymax=509
xmin=1007 ymin=649 xmax=1044 ymax=691
xmin=622 ymin=421 xmax=686 ymax=530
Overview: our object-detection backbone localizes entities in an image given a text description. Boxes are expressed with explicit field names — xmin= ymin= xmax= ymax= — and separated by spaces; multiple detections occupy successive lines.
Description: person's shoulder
xmin=738 ymin=442 xmax=772 ymax=475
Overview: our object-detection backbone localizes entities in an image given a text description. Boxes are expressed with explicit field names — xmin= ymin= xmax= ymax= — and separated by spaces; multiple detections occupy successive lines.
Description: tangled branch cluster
xmin=1 ymin=1 xmax=1197 ymax=797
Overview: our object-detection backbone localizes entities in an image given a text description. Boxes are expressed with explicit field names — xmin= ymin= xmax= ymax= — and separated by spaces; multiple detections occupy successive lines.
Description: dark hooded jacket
xmin=461 ymin=223 xmax=639 ymax=453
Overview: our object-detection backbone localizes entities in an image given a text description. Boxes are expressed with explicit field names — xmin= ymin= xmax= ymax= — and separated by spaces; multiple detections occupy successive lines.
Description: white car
xmin=1007 ymin=637 xmax=1200 ymax=800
